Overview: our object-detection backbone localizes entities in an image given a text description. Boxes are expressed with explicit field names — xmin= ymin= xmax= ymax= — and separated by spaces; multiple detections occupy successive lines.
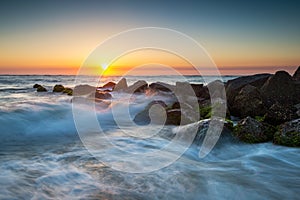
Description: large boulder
xmin=264 ymin=103 xmax=297 ymax=125
xmin=36 ymin=85 xmax=47 ymax=92
xmin=261 ymin=71 xmax=298 ymax=107
xmin=74 ymin=85 xmax=96 ymax=95
xmin=292 ymin=66 xmax=300 ymax=81
xmin=114 ymin=78 xmax=128 ymax=92
xmin=233 ymin=117 xmax=275 ymax=143
xmin=273 ymin=118 xmax=300 ymax=147
xmin=191 ymin=84 xmax=209 ymax=99
xmin=125 ymin=80 xmax=148 ymax=94
xmin=226 ymin=74 xmax=271 ymax=108
xmin=149 ymin=82 xmax=174 ymax=92
xmin=53 ymin=84 xmax=65 ymax=92
xmin=231 ymin=84 xmax=265 ymax=118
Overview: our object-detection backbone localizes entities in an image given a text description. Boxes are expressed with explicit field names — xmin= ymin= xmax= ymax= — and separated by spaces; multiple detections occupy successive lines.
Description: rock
xmin=149 ymin=82 xmax=174 ymax=92
xmin=125 ymin=80 xmax=148 ymax=94
xmin=102 ymin=82 xmax=116 ymax=90
xmin=114 ymin=78 xmax=128 ymax=92
xmin=233 ymin=117 xmax=275 ymax=143
xmin=273 ymin=118 xmax=300 ymax=147
xmin=74 ymin=85 xmax=96 ymax=95
xmin=53 ymin=84 xmax=65 ymax=92
xmin=175 ymin=82 xmax=195 ymax=97
xmin=133 ymin=101 xmax=167 ymax=125
xmin=226 ymin=74 xmax=271 ymax=108
xmin=36 ymin=85 xmax=47 ymax=92
xmin=231 ymin=84 xmax=265 ymax=118
xmin=33 ymin=84 xmax=41 ymax=88
xmin=264 ymin=103 xmax=297 ymax=125
xmin=191 ymin=84 xmax=209 ymax=99
xmin=63 ymin=88 xmax=73 ymax=96
xmin=207 ymin=80 xmax=226 ymax=99
xmin=165 ymin=109 xmax=182 ymax=125
xmin=292 ymin=66 xmax=300 ymax=81
xmin=93 ymin=91 xmax=112 ymax=99
xmin=261 ymin=71 xmax=298 ymax=107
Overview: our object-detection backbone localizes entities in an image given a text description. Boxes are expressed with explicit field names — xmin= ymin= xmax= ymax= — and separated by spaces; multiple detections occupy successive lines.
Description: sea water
xmin=0 ymin=75 xmax=299 ymax=199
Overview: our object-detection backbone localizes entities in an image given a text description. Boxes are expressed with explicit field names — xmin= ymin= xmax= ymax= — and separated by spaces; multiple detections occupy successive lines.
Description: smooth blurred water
xmin=0 ymin=75 xmax=299 ymax=200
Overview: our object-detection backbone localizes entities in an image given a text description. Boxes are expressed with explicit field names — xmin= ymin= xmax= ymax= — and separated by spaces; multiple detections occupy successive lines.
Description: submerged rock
xmin=274 ymin=118 xmax=300 ymax=147
xmin=36 ymin=85 xmax=47 ymax=92
xmin=53 ymin=84 xmax=65 ymax=92
xmin=114 ymin=78 xmax=128 ymax=92
xmin=62 ymin=88 xmax=73 ymax=96
xmin=233 ymin=117 xmax=275 ymax=143
xmin=231 ymin=84 xmax=265 ymax=118
xmin=133 ymin=101 xmax=167 ymax=125
xmin=33 ymin=84 xmax=41 ymax=88
xmin=92 ymin=91 xmax=112 ymax=99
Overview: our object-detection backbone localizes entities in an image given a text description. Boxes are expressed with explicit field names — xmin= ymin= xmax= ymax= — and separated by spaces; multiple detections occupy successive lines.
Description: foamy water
xmin=0 ymin=75 xmax=299 ymax=199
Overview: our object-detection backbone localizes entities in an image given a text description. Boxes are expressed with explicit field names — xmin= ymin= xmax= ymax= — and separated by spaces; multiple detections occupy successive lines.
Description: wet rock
xmin=94 ymin=91 xmax=112 ymax=99
xmin=207 ymin=80 xmax=226 ymax=99
xmin=53 ymin=84 xmax=65 ymax=92
xmin=274 ymin=118 xmax=300 ymax=147
xmin=264 ymin=103 xmax=297 ymax=125
xmin=62 ymin=88 xmax=73 ymax=96
xmin=74 ymin=85 xmax=96 ymax=95
xmin=175 ymin=82 xmax=195 ymax=96
xmin=125 ymin=80 xmax=148 ymax=94
xmin=226 ymin=74 xmax=271 ymax=109
xmin=191 ymin=84 xmax=209 ymax=99
xmin=149 ymin=82 xmax=174 ymax=92
xmin=114 ymin=78 xmax=128 ymax=92
xmin=261 ymin=71 xmax=298 ymax=107
xmin=33 ymin=84 xmax=41 ymax=88
xmin=292 ymin=66 xmax=300 ymax=81
xmin=231 ymin=84 xmax=265 ymax=118
xmin=102 ymin=82 xmax=116 ymax=90
xmin=133 ymin=101 xmax=167 ymax=125
xmin=233 ymin=117 xmax=275 ymax=143
xmin=36 ymin=85 xmax=47 ymax=92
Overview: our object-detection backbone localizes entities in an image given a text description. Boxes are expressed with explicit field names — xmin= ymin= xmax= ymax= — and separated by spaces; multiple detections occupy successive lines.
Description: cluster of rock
xmin=33 ymin=84 xmax=73 ymax=95
xmin=32 ymin=66 xmax=300 ymax=147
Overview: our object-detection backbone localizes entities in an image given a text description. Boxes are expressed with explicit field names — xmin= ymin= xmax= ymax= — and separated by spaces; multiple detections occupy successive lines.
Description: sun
xmin=101 ymin=63 xmax=109 ymax=70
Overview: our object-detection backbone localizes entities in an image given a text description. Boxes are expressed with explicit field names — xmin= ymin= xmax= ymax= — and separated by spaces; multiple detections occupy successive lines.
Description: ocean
xmin=0 ymin=75 xmax=299 ymax=199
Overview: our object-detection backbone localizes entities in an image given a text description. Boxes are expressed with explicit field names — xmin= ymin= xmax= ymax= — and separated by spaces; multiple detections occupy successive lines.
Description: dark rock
xmin=274 ymin=118 xmax=300 ymax=147
xmin=292 ymin=66 xmax=300 ymax=81
xmin=94 ymin=91 xmax=112 ymax=99
xmin=63 ymin=88 xmax=73 ymax=96
xmin=226 ymin=74 xmax=271 ymax=109
xmin=125 ymin=80 xmax=148 ymax=94
xmin=191 ymin=84 xmax=209 ymax=99
xmin=207 ymin=80 xmax=226 ymax=99
xmin=261 ymin=71 xmax=298 ymax=107
xmin=166 ymin=109 xmax=182 ymax=125
xmin=175 ymin=82 xmax=196 ymax=97
xmin=33 ymin=84 xmax=41 ymax=88
xmin=264 ymin=103 xmax=297 ymax=125
xmin=233 ymin=116 xmax=275 ymax=143
xmin=74 ymin=85 xmax=96 ymax=95
xmin=102 ymin=82 xmax=116 ymax=90
xmin=53 ymin=84 xmax=65 ymax=92
xmin=133 ymin=101 xmax=167 ymax=125
xmin=149 ymin=82 xmax=174 ymax=92
xmin=231 ymin=84 xmax=265 ymax=118
xmin=114 ymin=78 xmax=128 ymax=92
xmin=36 ymin=85 xmax=47 ymax=92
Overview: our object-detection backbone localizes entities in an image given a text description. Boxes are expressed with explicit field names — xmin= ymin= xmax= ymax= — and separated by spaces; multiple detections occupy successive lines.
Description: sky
xmin=0 ymin=0 xmax=299 ymax=75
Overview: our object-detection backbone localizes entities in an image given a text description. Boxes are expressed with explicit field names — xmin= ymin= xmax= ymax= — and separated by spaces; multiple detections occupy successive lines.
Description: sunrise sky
xmin=0 ymin=0 xmax=299 ymax=75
